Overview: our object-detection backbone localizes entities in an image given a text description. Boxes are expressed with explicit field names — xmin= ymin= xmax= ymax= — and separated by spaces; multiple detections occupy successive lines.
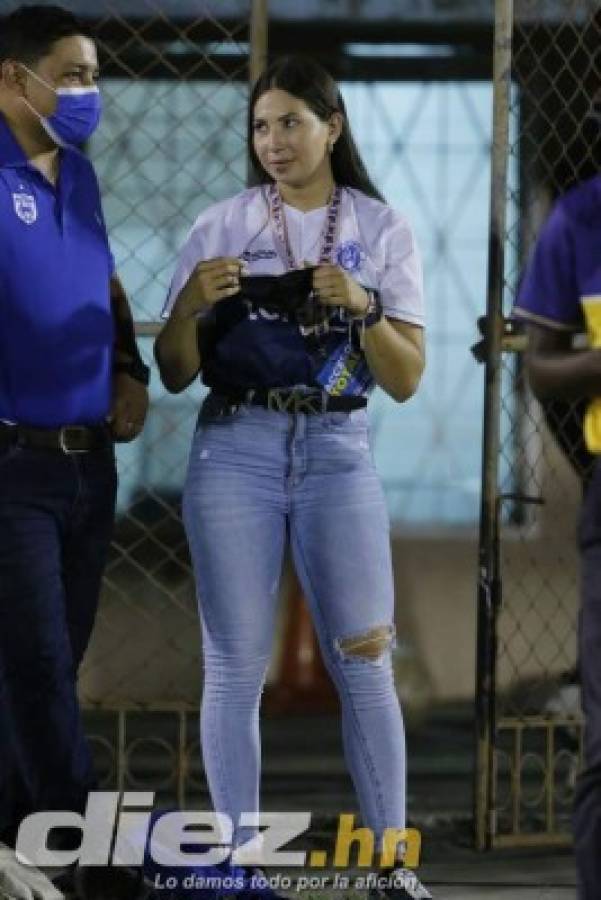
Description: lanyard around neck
xmin=267 ymin=182 xmax=342 ymax=271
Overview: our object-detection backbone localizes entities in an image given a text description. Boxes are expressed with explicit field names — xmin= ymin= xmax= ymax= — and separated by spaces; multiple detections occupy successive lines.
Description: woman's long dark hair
xmin=248 ymin=55 xmax=384 ymax=202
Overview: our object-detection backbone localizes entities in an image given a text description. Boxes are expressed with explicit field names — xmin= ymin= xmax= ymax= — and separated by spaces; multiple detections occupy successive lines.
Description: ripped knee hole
xmin=336 ymin=625 xmax=394 ymax=660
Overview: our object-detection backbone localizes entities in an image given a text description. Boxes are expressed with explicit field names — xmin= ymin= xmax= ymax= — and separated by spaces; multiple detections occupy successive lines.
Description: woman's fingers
xmin=313 ymin=267 xmax=347 ymax=304
xmin=212 ymin=272 xmax=240 ymax=290
xmin=214 ymin=283 xmax=240 ymax=298
xmin=194 ymin=257 xmax=242 ymax=302
xmin=197 ymin=257 xmax=242 ymax=273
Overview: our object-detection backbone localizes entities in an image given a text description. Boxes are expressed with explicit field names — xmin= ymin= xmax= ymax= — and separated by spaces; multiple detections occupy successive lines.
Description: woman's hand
xmin=156 ymin=256 xmax=244 ymax=393
xmin=174 ymin=257 xmax=244 ymax=318
xmin=311 ymin=264 xmax=369 ymax=316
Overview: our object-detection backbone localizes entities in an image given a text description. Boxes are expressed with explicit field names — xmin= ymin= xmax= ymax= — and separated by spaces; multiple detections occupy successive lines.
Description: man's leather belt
xmin=0 ymin=422 xmax=112 ymax=454
xmin=210 ymin=387 xmax=367 ymax=416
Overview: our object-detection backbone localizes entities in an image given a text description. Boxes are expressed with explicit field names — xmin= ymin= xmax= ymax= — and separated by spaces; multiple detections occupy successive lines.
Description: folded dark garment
xmin=238 ymin=267 xmax=327 ymax=325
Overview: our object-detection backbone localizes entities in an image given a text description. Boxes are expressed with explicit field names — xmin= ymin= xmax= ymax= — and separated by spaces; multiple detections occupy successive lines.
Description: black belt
xmin=0 ymin=422 xmax=112 ymax=453
xmin=209 ymin=387 xmax=367 ymax=416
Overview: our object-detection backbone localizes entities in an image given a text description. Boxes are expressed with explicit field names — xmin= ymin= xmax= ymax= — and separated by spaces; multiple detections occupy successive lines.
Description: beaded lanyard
xmin=267 ymin=182 xmax=342 ymax=271
xmin=266 ymin=183 xmax=342 ymax=339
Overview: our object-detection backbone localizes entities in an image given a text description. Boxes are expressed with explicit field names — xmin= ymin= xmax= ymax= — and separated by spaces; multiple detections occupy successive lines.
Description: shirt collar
xmin=0 ymin=113 xmax=78 ymax=200
xmin=337 ymin=187 xmax=360 ymax=244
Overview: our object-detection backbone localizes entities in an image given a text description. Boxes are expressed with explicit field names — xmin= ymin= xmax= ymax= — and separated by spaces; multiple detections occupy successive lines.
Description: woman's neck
xmin=277 ymin=172 xmax=335 ymax=212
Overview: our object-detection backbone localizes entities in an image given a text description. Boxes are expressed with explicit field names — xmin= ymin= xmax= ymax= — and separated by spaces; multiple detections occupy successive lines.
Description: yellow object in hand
xmin=582 ymin=296 xmax=601 ymax=453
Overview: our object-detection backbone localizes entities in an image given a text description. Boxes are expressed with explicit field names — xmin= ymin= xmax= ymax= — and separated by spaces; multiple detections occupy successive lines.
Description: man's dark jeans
xmin=575 ymin=458 xmax=601 ymax=898
xmin=0 ymin=441 xmax=117 ymax=845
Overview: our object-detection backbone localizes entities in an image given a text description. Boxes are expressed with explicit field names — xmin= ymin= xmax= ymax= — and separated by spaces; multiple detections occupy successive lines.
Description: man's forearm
xmin=527 ymin=349 xmax=601 ymax=401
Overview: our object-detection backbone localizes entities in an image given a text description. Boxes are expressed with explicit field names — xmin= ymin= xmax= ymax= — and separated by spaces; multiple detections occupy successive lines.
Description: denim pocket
xmin=315 ymin=408 xmax=369 ymax=433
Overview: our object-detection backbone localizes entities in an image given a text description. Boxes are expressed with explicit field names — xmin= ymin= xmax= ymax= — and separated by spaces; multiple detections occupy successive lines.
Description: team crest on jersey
xmin=336 ymin=240 xmax=363 ymax=273
xmin=13 ymin=192 xmax=37 ymax=225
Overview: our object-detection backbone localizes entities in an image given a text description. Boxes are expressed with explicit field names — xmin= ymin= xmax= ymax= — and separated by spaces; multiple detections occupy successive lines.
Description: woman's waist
xmin=199 ymin=390 xmax=369 ymax=433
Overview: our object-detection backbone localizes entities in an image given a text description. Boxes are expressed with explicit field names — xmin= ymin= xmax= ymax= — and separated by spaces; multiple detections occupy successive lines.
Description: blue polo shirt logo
xmin=13 ymin=191 xmax=37 ymax=224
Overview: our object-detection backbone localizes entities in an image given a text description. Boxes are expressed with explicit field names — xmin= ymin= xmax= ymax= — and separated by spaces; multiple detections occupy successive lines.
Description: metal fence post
xmin=475 ymin=0 xmax=513 ymax=852
xmin=249 ymin=0 xmax=269 ymax=86
xmin=248 ymin=0 xmax=268 ymax=186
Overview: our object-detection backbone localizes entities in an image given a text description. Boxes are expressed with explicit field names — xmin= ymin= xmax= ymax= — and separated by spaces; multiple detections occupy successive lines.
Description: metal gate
xmin=476 ymin=0 xmax=601 ymax=849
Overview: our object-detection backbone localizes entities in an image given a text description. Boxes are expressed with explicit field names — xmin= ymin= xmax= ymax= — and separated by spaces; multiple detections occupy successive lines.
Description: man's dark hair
xmin=0 ymin=5 xmax=90 ymax=66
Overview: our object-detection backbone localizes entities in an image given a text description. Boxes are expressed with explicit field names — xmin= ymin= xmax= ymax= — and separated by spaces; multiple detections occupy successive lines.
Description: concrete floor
xmin=416 ymin=852 xmax=576 ymax=899
xmin=256 ymin=705 xmax=579 ymax=899
xmin=83 ymin=703 xmax=579 ymax=899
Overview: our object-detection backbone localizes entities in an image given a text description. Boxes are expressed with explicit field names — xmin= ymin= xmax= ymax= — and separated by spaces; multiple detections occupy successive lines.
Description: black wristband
xmin=363 ymin=290 xmax=384 ymax=328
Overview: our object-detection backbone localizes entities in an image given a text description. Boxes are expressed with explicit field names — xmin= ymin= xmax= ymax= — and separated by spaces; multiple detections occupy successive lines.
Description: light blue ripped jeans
xmin=182 ymin=398 xmax=406 ymax=849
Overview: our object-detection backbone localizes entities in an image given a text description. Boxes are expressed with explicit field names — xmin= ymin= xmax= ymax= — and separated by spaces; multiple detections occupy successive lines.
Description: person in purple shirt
xmin=0 ymin=5 xmax=149 ymax=895
xmin=514 ymin=174 xmax=601 ymax=899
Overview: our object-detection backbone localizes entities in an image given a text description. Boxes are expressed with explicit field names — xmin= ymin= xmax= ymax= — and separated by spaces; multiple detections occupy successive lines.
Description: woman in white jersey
xmin=155 ymin=56 xmax=429 ymax=900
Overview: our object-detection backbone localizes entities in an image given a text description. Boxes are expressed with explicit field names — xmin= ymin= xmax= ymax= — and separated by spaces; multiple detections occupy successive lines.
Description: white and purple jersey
xmin=162 ymin=185 xmax=424 ymax=396
xmin=514 ymin=175 xmax=601 ymax=331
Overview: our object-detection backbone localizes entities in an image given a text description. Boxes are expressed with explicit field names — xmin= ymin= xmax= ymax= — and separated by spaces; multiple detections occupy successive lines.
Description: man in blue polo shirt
xmin=514 ymin=175 xmax=601 ymax=899
xmin=0 ymin=2 xmax=149 ymax=879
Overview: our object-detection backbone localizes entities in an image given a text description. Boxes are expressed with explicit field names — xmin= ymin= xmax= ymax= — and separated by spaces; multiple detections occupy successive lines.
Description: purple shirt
xmin=514 ymin=175 xmax=601 ymax=331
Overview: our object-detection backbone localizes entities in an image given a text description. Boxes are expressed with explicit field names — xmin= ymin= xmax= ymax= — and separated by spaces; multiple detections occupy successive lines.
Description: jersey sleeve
xmin=513 ymin=201 xmax=581 ymax=331
xmin=161 ymin=199 xmax=235 ymax=319
xmin=379 ymin=212 xmax=425 ymax=327
xmin=161 ymin=221 xmax=206 ymax=319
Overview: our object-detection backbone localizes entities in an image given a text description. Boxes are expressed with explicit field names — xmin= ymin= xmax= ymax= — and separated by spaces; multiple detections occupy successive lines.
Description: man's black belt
xmin=208 ymin=387 xmax=367 ymax=416
xmin=0 ymin=422 xmax=112 ymax=453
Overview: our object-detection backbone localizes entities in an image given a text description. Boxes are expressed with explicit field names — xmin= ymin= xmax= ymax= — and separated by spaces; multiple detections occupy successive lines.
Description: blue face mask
xmin=21 ymin=66 xmax=102 ymax=148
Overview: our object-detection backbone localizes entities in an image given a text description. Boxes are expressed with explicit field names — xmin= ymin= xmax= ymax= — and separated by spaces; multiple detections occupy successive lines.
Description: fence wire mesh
xmin=480 ymin=0 xmax=601 ymax=846
xmin=78 ymin=2 xmax=253 ymax=714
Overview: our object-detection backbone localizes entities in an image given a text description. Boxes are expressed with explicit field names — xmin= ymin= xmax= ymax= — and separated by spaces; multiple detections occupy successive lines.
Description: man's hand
xmin=108 ymin=372 xmax=149 ymax=442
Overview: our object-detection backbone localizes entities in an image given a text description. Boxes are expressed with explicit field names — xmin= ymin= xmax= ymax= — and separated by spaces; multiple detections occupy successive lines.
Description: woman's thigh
xmin=290 ymin=411 xmax=395 ymax=652
xmin=182 ymin=409 xmax=289 ymax=649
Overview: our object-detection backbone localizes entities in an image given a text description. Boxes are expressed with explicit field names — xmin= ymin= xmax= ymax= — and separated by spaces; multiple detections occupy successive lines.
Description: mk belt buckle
xmin=59 ymin=426 xmax=91 ymax=454
xmin=266 ymin=389 xmax=326 ymax=415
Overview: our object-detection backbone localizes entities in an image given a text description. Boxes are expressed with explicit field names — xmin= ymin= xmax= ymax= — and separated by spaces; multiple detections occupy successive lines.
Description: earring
xmin=328 ymin=140 xmax=335 ymax=153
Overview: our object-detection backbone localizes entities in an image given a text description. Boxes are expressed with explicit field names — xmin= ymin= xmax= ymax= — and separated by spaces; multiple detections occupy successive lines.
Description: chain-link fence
xmin=17 ymin=0 xmax=600 ymax=827
xmin=5 ymin=0 xmax=501 ymax=809
xmin=92 ymin=0 xmax=263 ymax=800
xmin=88 ymin=2 xmax=258 ymax=709
xmin=476 ymin=0 xmax=601 ymax=849
xmin=0 ymin=0 xmax=264 ymax=799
